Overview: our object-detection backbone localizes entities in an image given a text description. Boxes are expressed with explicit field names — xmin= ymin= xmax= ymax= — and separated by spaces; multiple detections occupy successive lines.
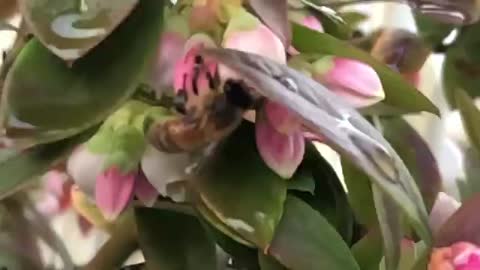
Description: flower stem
xmin=83 ymin=212 xmax=138 ymax=270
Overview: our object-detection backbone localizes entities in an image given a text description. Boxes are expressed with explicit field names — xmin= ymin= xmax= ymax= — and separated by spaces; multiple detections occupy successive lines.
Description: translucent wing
xmin=202 ymin=48 xmax=431 ymax=243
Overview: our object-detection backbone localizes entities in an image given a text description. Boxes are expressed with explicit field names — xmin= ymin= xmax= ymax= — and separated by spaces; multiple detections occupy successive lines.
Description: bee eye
xmin=224 ymin=79 xmax=255 ymax=109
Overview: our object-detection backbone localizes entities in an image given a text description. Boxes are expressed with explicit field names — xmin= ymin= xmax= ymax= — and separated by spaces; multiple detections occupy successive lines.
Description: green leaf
xmin=351 ymin=230 xmax=384 ymax=270
xmin=291 ymin=23 xmax=439 ymax=115
xmin=340 ymin=11 xmax=368 ymax=29
xmin=291 ymin=143 xmax=354 ymax=243
xmin=1 ymin=0 xmax=165 ymax=146
xmin=200 ymin=216 xmax=260 ymax=269
xmin=415 ymin=13 xmax=455 ymax=46
xmin=381 ymin=117 xmax=442 ymax=210
xmin=443 ymin=23 xmax=480 ymax=107
xmin=454 ymin=89 xmax=480 ymax=155
xmin=342 ymin=159 xmax=377 ymax=226
xmin=135 ymin=207 xmax=217 ymax=270
xmin=195 ymin=122 xmax=287 ymax=250
xmin=301 ymin=0 xmax=352 ymax=39
xmin=373 ymin=184 xmax=403 ymax=270
xmin=459 ymin=147 xmax=480 ymax=200
xmin=288 ymin=165 xmax=315 ymax=194
xmin=267 ymin=196 xmax=360 ymax=270
xmin=20 ymin=0 xmax=138 ymax=61
xmin=411 ymin=242 xmax=430 ymax=270
xmin=258 ymin=253 xmax=287 ymax=270
xmin=0 ymin=129 xmax=93 ymax=200
xmin=196 ymin=200 xmax=255 ymax=248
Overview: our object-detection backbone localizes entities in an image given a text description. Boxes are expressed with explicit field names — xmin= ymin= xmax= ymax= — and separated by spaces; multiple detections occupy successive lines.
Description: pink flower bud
xmin=255 ymin=105 xmax=305 ymax=179
xmin=312 ymin=56 xmax=385 ymax=108
xmin=222 ymin=7 xmax=286 ymax=73
xmin=429 ymin=242 xmax=480 ymax=270
xmin=134 ymin=170 xmax=159 ymax=207
xmin=95 ymin=166 xmax=136 ymax=221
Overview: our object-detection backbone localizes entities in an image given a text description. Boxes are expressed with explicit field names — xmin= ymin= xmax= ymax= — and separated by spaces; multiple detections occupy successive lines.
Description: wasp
xmin=147 ymin=53 xmax=257 ymax=153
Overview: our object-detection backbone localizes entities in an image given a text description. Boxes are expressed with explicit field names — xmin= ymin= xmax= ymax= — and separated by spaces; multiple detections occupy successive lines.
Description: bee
xmin=147 ymin=53 xmax=256 ymax=153
xmin=0 ymin=0 xmax=16 ymax=20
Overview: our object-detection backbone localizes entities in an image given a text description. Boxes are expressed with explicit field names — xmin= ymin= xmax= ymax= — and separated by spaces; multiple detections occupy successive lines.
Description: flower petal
xmin=255 ymin=110 xmax=305 ymax=179
xmin=223 ymin=22 xmax=286 ymax=64
xmin=71 ymin=185 xmax=113 ymax=232
xmin=313 ymin=57 xmax=385 ymax=108
xmin=134 ymin=170 xmax=159 ymax=207
xmin=141 ymin=145 xmax=192 ymax=197
xmin=264 ymin=101 xmax=301 ymax=134
xmin=429 ymin=192 xmax=461 ymax=234
xmin=66 ymin=145 xmax=105 ymax=198
xmin=95 ymin=167 xmax=135 ymax=221
xmin=150 ymin=32 xmax=187 ymax=94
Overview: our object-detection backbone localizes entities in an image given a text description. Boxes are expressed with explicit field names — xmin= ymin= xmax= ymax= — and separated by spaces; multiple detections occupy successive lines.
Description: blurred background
xmin=0 ymin=1 xmax=466 ymax=268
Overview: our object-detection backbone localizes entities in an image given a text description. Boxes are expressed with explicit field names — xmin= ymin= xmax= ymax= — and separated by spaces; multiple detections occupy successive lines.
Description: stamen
xmin=194 ymin=55 xmax=203 ymax=65
xmin=206 ymin=71 xmax=215 ymax=90
xmin=182 ymin=73 xmax=187 ymax=92
xmin=192 ymin=67 xmax=200 ymax=95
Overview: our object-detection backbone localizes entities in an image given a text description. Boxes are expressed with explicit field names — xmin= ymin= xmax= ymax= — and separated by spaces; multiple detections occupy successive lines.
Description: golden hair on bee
xmin=147 ymin=93 xmax=246 ymax=153
xmin=0 ymin=0 xmax=17 ymax=20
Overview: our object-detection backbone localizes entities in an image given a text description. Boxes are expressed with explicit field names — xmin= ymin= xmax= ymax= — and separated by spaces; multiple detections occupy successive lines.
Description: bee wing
xmin=202 ymin=48 xmax=431 ymax=242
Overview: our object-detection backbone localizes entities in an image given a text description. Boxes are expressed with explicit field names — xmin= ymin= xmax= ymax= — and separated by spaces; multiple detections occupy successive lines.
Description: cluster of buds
xmin=63 ymin=1 xmax=389 ymax=223
xmin=67 ymin=101 xmax=191 ymax=221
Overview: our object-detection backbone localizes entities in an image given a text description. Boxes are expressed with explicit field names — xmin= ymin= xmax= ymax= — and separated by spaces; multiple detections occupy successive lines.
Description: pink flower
xmin=149 ymin=14 xmax=189 ymax=94
xmin=67 ymin=145 xmax=158 ymax=221
xmin=302 ymin=15 xmax=324 ymax=32
xmin=220 ymin=7 xmax=286 ymax=80
xmin=173 ymin=34 xmax=217 ymax=96
xmin=256 ymin=101 xmax=305 ymax=179
xmin=223 ymin=24 xmax=286 ymax=64
xmin=95 ymin=167 xmax=157 ymax=221
xmin=429 ymin=242 xmax=480 ymax=270
xmin=172 ymin=34 xmax=218 ymax=115
xmin=150 ymin=32 xmax=187 ymax=93
xmin=312 ymin=56 xmax=385 ymax=108
xmin=37 ymin=170 xmax=73 ymax=216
